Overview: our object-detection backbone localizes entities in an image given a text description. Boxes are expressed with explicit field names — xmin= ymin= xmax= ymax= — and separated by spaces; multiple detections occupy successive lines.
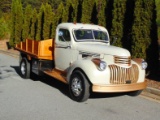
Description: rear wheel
xmin=20 ymin=57 xmax=31 ymax=79
xmin=69 ymin=70 xmax=90 ymax=102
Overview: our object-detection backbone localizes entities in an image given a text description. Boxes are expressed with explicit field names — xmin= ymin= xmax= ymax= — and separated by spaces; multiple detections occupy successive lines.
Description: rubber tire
xmin=69 ymin=70 xmax=90 ymax=102
xmin=128 ymin=90 xmax=142 ymax=96
xmin=20 ymin=57 xmax=31 ymax=79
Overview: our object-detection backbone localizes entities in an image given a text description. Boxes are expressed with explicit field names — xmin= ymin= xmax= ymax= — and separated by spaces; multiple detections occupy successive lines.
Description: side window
xmin=58 ymin=29 xmax=71 ymax=42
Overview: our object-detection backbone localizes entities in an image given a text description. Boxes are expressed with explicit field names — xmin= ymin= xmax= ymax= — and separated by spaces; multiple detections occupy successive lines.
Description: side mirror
xmin=58 ymin=31 xmax=66 ymax=42
xmin=110 ymin=36 xmax=118 ymax=45
xmin=58 ymin=31 xmax=63 ymax=36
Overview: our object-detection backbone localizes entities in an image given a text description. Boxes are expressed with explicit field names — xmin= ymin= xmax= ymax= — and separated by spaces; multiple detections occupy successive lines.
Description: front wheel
xmin=20 ymin=57 xmax=31 ymax=79
xmin=128 ymin=90 xmax=142 ymax=96
xmin=69 ymin=70 xmax=90 ymax=102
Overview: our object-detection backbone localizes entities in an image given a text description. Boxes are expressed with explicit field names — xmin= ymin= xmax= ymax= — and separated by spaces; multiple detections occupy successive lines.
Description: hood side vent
xmin=79 ymin=51 xmax=100 ymax=58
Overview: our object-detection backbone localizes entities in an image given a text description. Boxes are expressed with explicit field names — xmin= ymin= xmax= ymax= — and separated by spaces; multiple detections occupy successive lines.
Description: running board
xmin=43 ymin=69 xmax=67 ymax=84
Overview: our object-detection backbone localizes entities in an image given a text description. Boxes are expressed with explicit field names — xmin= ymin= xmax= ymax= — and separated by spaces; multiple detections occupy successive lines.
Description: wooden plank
xmin=33 ymin=40 xmax=39 ymax=55
xmin=15 ymin=39 xmax=54 ymax=60
xmin=44 ymin=69 xmax=67 ymax=84
xmin=39 ymin=39 xmax=53 ymax=57
xmin=27 ymin=39 xmax=33 ymax=53
xmin=14 ymin=48 xmax=53 ymax=60
xmin=21 ymin=42 xmax=26 ymax=50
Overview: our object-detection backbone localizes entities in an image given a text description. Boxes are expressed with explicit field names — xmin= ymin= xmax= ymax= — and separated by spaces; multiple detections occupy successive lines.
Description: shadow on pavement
xmin=10 ymin=65 xmax=129 ymax=101
xmin=90 ymin=92 xmax=127 ymax=99
xmin=10 ymin=66 xmax=20 ymax=76
xmin=40 ymin=75 xmax=70 ymax=98
xmin=11 ymin=65 xmax=70 ymax=98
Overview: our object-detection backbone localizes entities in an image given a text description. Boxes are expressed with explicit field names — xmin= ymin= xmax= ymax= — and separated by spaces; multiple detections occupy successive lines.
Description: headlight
xmin=132 ymin=58 xmax=148 ymax=70
xmin=142 ymin=60 xmax=147 ymax=70
xmin=99 ymin=61 xmax=107 ymax=71
xmin=92 ymin=58 xmax=107 ymax=71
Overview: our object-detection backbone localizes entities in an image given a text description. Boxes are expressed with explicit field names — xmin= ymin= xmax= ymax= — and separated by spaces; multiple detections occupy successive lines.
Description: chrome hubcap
xmin=71 ymin=77 xmax=82 ymax=96
xmin=21 ymin=62 xmax=26 ymax=75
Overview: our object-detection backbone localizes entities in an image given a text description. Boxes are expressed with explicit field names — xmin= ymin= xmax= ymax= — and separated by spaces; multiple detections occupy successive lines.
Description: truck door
xmin=55 ymin=28 xmax=72 ymax=71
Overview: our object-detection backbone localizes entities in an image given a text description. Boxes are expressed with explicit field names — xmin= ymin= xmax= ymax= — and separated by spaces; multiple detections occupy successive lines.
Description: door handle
xmin=56 ymin=45 xmax=71 ymax=49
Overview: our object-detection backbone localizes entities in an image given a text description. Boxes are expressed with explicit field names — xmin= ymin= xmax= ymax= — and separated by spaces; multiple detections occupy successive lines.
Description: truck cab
xmin=16 ymin=23 xmax=147 ymax=102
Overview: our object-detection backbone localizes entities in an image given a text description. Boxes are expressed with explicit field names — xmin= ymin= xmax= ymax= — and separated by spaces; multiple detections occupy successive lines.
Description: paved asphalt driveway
xmin=0 ymin=53 xmax=160 ymax=120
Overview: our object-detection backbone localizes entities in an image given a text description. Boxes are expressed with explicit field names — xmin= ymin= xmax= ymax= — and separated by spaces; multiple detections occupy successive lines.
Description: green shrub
xmin=0 ymin=17 xmax=10 ymax=40
xmin=158 ymin=26 xmax=160 ymax=43
xmin=156 ymin=0 xmax=160 ymax=39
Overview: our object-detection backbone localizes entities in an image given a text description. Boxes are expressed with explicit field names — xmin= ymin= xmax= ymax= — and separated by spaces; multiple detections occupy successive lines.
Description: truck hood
xmin=76 ymin=43 xmax=130 ymax=56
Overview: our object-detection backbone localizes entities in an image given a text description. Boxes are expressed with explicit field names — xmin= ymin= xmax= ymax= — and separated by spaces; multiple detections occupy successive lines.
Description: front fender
xmin=67 ymin=59 xmax=110 ymax=84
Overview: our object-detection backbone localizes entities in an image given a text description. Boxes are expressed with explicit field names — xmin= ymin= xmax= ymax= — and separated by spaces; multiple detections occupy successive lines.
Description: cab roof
xmin=57 ymin=23 xmax=108 ymax=32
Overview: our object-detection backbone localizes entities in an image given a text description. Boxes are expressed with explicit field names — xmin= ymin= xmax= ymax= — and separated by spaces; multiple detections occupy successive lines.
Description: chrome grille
xmin=114 ymin=56 xmax=131 ymax=66
xmin=109 ymin=64 xmax=139 ymax=84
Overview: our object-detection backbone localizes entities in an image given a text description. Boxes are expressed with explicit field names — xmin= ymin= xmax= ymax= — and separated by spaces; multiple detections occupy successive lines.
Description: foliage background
xmin=0 ymin=0 xmax=159 ymax=75
xmin=156 ymin=0 xmax=160 ymax=43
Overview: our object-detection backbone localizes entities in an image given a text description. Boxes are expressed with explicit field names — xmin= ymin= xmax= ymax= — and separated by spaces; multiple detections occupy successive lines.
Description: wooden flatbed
xmin=15 ymin=39 xmax=54 ymax=60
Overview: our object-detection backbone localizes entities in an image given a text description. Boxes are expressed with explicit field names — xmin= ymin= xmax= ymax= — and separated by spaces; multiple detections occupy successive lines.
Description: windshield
xmin=74 ymin=29 xmax=109 ymax=42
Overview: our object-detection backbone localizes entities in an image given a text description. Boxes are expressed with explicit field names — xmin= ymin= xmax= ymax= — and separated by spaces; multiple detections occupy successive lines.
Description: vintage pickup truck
xmin=15 ymin=23 xmax=147 ymax=102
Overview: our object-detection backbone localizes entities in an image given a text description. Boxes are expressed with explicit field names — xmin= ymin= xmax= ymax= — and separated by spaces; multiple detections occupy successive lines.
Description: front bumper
xmin=92 ymin=81 xmax=147 ymax=93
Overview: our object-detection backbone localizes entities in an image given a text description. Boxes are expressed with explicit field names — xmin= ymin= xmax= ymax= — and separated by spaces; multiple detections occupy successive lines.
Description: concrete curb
xmin=142 ymin=88 xmax=160 ymax=101
xmin=0 ymin=49 xmax=19 ymax=58
xmin=0 ymin=49 xmax=160 ymax=99
xmin=144 ymin=87 xmax=160 ymax=96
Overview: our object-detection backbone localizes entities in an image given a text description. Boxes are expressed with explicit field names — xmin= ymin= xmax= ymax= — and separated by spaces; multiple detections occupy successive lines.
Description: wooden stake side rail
xmin=15 ymin=39 xmax=54 ymax=60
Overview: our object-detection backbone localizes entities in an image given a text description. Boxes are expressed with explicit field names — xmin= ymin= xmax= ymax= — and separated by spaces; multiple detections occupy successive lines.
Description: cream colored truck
xmin=15 ymin=23 xmax=147 ymax=102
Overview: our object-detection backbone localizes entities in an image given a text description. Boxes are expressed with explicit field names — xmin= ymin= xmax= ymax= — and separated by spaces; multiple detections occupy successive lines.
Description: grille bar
xmin=114 ymin=56 xmax=131 ymax=65
xmin=109 ymin=64 xmax=139 ymax=84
